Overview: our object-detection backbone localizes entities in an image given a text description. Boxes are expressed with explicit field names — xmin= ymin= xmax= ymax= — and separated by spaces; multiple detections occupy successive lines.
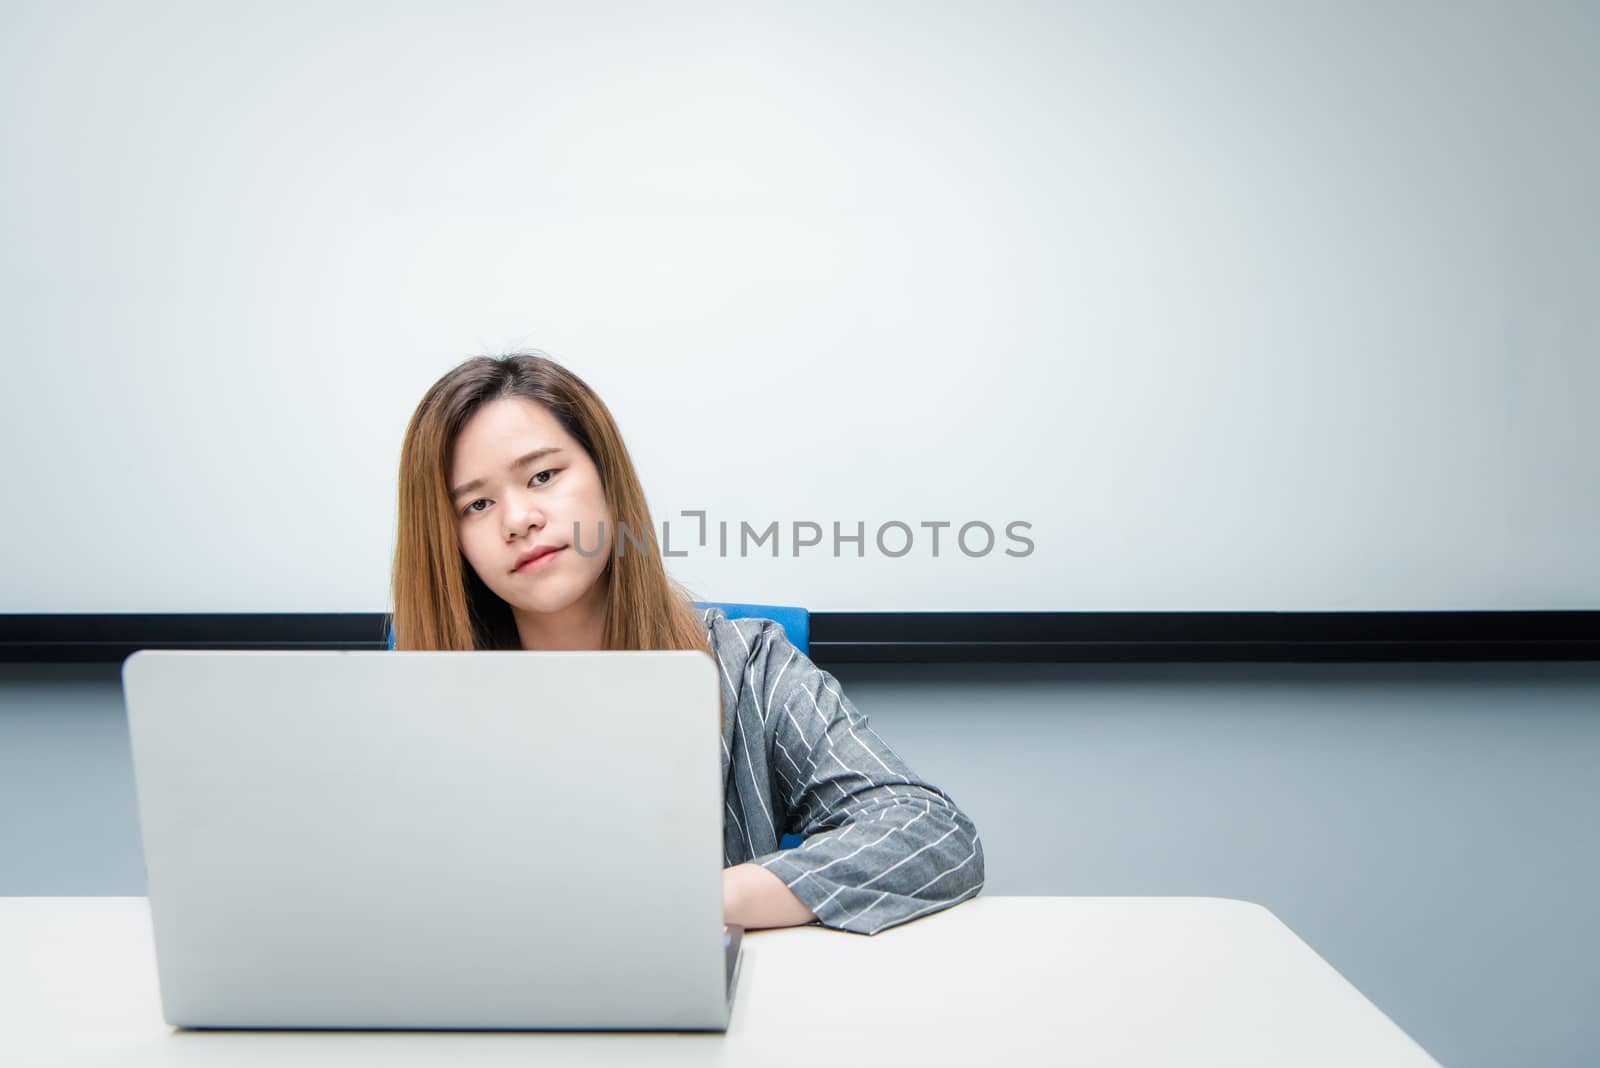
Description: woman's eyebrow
xmin=450 ymin=447 xmax=563 ymax=499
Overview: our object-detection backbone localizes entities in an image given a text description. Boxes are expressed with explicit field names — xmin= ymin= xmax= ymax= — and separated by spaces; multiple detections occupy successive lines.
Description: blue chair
xmin=385 ymin=601 xmax=810 ymax=850
xmin=694 ymin=602 xmax=809 ymax=851
xmin=690 ymin=600 xmax=809 ymax=657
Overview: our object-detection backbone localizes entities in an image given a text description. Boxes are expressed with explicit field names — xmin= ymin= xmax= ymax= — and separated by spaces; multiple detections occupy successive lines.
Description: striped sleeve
xmin=744 ymin=621 xmax=985 ymax=936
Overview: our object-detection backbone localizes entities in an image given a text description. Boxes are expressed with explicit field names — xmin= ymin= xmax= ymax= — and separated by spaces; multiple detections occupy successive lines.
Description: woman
xmin=391 ymin=352 xmax=984 ymax=936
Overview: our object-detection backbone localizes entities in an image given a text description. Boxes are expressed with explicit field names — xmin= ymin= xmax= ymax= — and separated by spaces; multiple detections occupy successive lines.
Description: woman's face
xmin=449 ymin=397 xmax=613 ymax=619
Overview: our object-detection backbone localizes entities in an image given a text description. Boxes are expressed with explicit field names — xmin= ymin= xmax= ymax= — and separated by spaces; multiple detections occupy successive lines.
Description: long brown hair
xmin=389 ymin=352 xmax=711 ymax=658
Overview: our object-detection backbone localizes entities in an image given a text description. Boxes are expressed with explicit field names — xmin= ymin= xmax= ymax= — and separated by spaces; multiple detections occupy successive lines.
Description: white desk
xmin=2 ymin=896 xmax=1439 ymax=1067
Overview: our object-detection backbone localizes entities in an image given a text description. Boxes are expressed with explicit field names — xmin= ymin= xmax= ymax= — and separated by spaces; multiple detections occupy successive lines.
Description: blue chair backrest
xmin=385 ymin=600 xmax=810 ymax=850
xmin=693 ymin=602 xmax=809 ymax=849
xmin=691 ymin=601 xmax=809 ymax=656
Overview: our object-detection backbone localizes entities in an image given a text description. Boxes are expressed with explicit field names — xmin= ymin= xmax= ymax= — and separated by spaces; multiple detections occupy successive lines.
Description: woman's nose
xmin=505 ymin=493 xmax=546 ymax=534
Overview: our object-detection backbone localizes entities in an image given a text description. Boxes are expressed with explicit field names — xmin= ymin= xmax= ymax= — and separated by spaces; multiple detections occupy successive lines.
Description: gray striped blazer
xmin=702 ymin=605 xmax=985 ymax=935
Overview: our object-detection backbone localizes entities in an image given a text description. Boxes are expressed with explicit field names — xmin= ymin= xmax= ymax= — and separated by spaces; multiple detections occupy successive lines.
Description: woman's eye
xmin=460 ymin=470 xmax=558 ymax=516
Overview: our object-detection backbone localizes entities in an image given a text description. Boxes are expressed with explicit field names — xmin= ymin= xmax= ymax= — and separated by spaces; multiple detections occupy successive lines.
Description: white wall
xmin=3 ymin=1 xmax=1597 ymax=614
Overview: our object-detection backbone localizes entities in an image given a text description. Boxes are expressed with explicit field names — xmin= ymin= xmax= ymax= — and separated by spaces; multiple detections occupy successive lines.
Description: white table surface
xmin=1 ymin=895 xmax=1440 ymax=1067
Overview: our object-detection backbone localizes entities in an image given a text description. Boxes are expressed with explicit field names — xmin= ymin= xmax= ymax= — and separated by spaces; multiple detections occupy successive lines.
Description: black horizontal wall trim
xmin=2 ymin=611 xmax=1598 ymax=665
xmin=809 ymin=611 xmax=1600 ymax=663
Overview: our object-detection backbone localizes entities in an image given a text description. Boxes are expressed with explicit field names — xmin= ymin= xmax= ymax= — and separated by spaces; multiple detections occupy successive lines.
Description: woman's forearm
xmin=722 ymin=862 xmax=817 ymax=930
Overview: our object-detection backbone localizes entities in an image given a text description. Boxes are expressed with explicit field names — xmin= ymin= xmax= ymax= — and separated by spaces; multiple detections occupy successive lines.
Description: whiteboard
xmin=3 ymin=1 xmax=1596 ymax=614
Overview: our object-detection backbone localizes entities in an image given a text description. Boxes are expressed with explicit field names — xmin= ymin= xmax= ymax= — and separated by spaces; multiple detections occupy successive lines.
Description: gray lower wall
xmin=3 ymin=660 xmax=1597 ymax=1068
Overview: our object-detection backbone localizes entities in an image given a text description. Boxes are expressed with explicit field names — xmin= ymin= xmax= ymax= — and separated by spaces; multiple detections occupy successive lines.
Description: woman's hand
xmin=722 ymin=862 xmax=817 ymax=930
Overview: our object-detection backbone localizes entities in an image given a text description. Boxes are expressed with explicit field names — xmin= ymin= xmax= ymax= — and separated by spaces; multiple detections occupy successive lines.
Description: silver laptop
xmin=121 ymin=648 xmax=744 ymax=1031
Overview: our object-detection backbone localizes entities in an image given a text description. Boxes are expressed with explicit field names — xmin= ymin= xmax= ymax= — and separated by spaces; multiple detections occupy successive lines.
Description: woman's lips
xmin=515 ymin=547 xmax=565 ymax=573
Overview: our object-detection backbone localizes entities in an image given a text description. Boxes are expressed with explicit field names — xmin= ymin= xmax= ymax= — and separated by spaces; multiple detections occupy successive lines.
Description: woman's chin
xmin=507 ymin=585 xmax=581 ymax=618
